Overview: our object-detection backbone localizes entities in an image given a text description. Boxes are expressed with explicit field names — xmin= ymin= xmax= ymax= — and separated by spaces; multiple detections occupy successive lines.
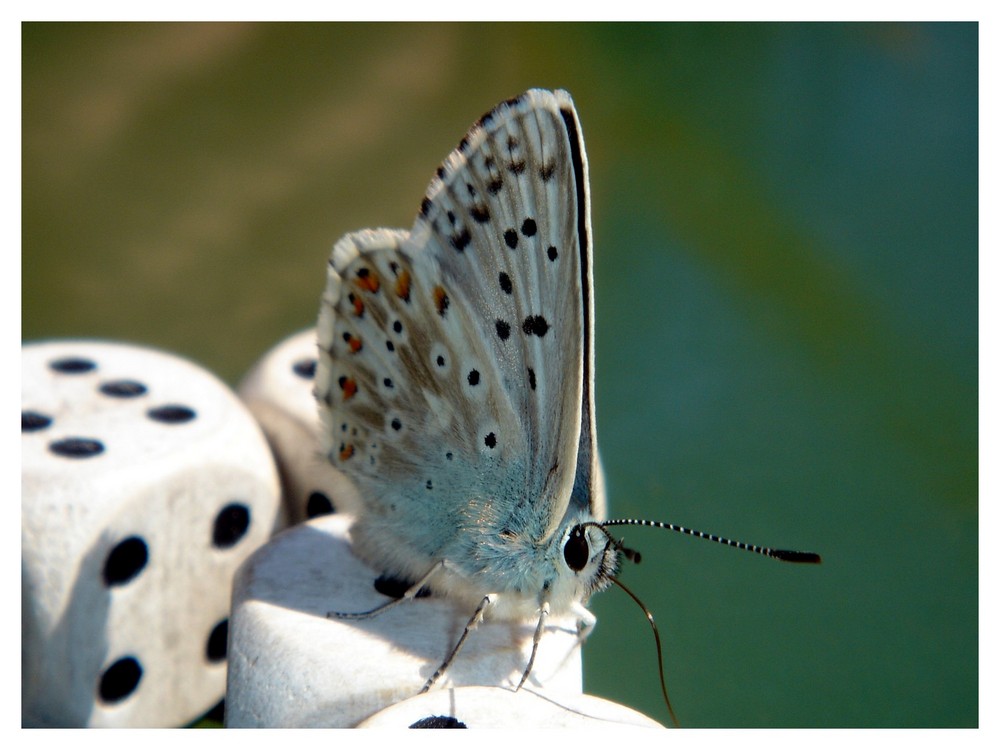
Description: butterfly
xmin=314 ymin=89 xmax=819 ymax=723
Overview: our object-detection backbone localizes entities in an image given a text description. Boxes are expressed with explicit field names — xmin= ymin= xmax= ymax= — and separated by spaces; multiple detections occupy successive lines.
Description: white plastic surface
xmin=225 ymin=513 xmax=586 ymax=727
xmin=21 ymin=340 xmax=282 ymax=727
xmin=357 ymin=685 xmax=664 ymax=728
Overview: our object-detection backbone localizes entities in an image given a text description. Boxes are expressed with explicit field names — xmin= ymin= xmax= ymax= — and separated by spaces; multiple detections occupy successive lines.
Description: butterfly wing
xmin=316 ymin=89 xmax=601 ymax=587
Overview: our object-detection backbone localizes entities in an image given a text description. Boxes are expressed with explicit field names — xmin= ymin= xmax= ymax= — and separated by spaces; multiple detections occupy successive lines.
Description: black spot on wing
xmin=523 ymin=315 xmax=549 ymax=337
xmin=451 ymin=228 xmax=471 ymax=252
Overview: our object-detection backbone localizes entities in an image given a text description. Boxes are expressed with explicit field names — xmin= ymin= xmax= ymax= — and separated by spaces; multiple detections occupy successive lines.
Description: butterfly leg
xmin=419 ymin=593 xmax=495 ymax=693
xmin=570 ymin=600 xmax=597 ymax=643
xmin=515 ymin=600 xmax=550 ymax=690
xmin=327 ymin=560 xmax=445 ymax=620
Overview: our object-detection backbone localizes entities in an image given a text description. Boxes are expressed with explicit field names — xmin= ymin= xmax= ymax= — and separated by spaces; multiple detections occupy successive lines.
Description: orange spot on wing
xmin=356 ymin=268 xmax=380 ymax=293
xmin=349 ymin=293 xmax=364 ymax=317
xmin=347 ymin=335 xmax=363 ymax=353
xmin=433 ymin=285 xmax=450 ymax=316
xmin=395 ymin=269 xmax=411 ymax=301
xmin=339 ymin=443 xmax=354 ymax=461
xmin=339 ymin=376 xmax=357 ymax=400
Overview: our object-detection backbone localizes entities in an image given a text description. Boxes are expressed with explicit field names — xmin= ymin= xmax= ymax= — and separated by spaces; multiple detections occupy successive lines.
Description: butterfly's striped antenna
xmin=601 ymin=519 xmax=822 ymax=564
xmin=610 ymin=576 xmax=679 ymax=728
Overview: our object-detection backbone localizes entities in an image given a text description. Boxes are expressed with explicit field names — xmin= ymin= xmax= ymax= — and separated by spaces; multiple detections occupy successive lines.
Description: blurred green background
xmin=22 ymin=23 xmax=977 ymax=727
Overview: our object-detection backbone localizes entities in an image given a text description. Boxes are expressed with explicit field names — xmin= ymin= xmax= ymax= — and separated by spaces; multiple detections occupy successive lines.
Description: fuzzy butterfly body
xmin=315 ymin=89 xmax=615 ymax=623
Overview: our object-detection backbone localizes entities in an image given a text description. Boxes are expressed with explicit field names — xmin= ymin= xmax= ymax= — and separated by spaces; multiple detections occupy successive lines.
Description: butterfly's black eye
xmin=564 ymin=526 xmax=590 ymax=572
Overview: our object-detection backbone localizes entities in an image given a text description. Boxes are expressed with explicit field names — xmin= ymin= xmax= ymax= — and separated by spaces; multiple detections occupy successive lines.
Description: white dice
xmin=225 ymin=514 xmax=587 ymax=727
xmin=21 ymin=340 xmax=282 ymax=727
xmin=226 ymin=330 xmax=660 ymax=728
xmin=357 ymin=687 xmax=664 ymax=728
